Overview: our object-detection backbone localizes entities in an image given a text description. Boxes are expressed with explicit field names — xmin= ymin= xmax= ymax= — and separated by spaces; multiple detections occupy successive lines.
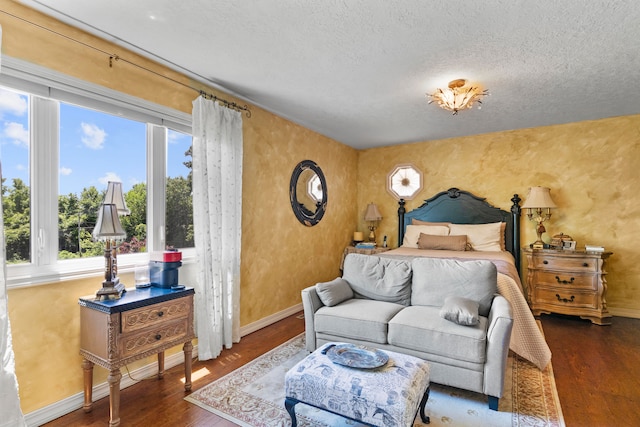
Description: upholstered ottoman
xmin=284 ymin=343 xmax=430 ymax=427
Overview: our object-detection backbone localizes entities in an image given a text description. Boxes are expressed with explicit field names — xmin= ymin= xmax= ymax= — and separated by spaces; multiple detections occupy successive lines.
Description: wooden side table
xmin=79 ymin=286 xmax=195 ymax=426
xmin=523 ymin=248 xmax=612 ymax=325
xmin=341 ymin=245 xmax=391 ymax=270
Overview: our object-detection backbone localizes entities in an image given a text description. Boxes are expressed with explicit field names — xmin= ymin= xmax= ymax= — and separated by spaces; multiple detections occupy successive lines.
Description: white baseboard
xmin=24 ymin=303 xmax=303 ymax=426
xmin=239 ymin=303 xmax=303 ymax=336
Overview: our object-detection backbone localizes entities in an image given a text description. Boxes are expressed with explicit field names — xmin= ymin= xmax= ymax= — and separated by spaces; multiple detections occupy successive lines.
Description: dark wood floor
xmin=44 ymin=312 xmax=640 ymax=427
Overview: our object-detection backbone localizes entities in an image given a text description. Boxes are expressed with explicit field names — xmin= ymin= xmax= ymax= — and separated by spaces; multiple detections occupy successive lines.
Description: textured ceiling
xmin=19 ymin=0 xmax=640 ymax=149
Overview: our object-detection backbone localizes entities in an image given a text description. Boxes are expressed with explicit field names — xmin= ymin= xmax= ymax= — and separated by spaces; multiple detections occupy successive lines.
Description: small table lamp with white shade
xmin=521 ymin=186 xmax=557 ymax=249
xmin=364 ymin=203 xmax=383 ymax=243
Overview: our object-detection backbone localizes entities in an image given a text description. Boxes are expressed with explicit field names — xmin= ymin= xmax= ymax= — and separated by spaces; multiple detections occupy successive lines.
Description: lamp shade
xmin=364 ymin=203 xmax=383 ymax=221
xmin=92 ymin=203 xmax=127 ymax=242
xmin=104 ymin=181 xmax=131 ymax=215
xmin=521 ymin=186 xmax=557 ymax=209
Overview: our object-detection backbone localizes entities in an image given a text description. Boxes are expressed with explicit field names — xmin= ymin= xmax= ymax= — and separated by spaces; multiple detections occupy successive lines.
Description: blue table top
xmin=79 ymin=285 xmax=194 ymax=314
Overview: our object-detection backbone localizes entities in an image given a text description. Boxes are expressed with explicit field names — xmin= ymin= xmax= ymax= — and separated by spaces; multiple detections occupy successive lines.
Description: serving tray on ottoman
xmin=284 ymin=342 xmax=431 ymax=427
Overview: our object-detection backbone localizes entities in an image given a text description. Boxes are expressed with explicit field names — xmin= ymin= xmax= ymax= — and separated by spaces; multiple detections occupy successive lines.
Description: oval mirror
xmin=290 ymin=160 xmax=327 ymax=226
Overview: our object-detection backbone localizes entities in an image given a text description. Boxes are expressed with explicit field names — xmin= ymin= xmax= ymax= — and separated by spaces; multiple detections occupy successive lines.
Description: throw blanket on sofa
xmin=381 ymin=248 xmax=552 ymax=371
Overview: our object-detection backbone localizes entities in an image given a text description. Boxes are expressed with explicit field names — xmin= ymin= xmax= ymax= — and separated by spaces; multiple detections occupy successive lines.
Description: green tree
xmin=2 ymin=178 xmax=31 ymax=263
xmin=166 ymin=176 xmax=193 ymax=248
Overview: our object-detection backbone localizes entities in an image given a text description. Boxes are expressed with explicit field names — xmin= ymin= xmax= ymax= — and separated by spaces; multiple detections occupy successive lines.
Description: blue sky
xmin=0 ymin=87 xmax=192 ymax=196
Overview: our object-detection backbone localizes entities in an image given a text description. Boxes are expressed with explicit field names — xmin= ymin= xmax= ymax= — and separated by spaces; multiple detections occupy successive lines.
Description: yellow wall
xmin=357 ymin=116 xmax=640 ymax=315
xmin=1 ymin=1 xmax=357 ymax=414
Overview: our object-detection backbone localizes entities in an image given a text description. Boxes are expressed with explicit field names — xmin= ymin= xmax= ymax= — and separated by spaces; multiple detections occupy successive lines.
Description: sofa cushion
xmin=410 ymin=258 xmax=497 ymax=316
xmin=342 ymin=254 xmax=413 ymax=305
xmin=315 ymin=277 xmax=354 ymax=307
xmin=314 ymin=299 xmax=405 ymax=344
xmin=440 ymin=296 xmax=480 ymax=326
xmin=388 ymin=305 xmax=488 ymax=363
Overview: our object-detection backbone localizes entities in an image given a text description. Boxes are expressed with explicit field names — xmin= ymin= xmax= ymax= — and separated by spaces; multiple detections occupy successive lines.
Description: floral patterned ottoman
xmin=284 ymin=343 xmax=431 ymax=427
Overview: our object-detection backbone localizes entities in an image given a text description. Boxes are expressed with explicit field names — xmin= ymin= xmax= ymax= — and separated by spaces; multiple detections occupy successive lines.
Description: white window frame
xmin=1 ymin=56 xmax=194 ymax=289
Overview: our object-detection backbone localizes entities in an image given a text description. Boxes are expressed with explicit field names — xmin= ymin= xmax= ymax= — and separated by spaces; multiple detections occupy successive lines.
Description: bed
xmin=382 ymin=187 xmax=551 ymax=370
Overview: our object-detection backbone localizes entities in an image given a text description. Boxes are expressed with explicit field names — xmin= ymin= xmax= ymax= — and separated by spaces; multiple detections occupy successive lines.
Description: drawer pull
xmin=555 ymin=276 xmax=575 ymax=285
xmin=155 ymin=334 xmax=162 ymax=340
xmin=157 ymin=311 xmax=164 ymax=317
xmin=556 ymin=294 xmax=575 ymax=303
xmin=583 ymin=263 xmax=589 ymax=267
xmin=543 ymin=260 xmax=549 ymax=264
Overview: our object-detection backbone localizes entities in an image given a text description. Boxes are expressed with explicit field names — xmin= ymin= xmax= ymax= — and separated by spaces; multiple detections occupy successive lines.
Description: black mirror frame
xmin=289 ymin=160 xmax=327 ymax=227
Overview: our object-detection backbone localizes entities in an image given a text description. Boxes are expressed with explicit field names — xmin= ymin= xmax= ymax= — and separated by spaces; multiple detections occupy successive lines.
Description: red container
xmin=150 ymin=250 xmax=182 ymax=262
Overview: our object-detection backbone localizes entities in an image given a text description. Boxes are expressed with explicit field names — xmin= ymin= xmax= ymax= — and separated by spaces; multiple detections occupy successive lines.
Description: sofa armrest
xmin=483 ymin=295 xmax=514 ymax=398
xmin=301 ymin=285 xmax=325 ymax=352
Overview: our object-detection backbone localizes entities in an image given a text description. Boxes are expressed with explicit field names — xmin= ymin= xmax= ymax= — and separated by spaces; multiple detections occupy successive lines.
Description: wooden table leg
xmin=107 ymin=368 xmax=122 ymax=427
xmin=81 ymin=359 xmax=94 ymax=413
xmin=157 ymin=351 xmax=165 ymax=379
xmin=183 ymin=341 xmax=193 ymax=391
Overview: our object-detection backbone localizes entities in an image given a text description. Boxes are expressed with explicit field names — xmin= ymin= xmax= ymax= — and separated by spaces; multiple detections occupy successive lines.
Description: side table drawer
xmin=535 ymin=271 xmax=597 ymax=290
xmin=122 ymin=297 xmax=191 ymax=333
xmin=534 ymin=288 xmax=598 ymax=309
xmin=534 ymin=256 xmax=598 ymax=272
xmin=120 ymin=319 xmax=190 ymax=358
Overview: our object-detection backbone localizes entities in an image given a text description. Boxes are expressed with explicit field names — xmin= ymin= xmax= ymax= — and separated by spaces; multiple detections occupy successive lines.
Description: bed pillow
xmin=315 ymin=278 xmax=354 ymax=307
xmin=402 ymin=225 xmax=450 ymax=248
xmin=440 ymin=296 xmax=480 ymax=326
xmin=417 ymin=233 xmax=467 ymax=251
xmin=412 ymin=219 xmax=451 ymax=226
xmin=448 ymin=222 xmax=503 ymax=252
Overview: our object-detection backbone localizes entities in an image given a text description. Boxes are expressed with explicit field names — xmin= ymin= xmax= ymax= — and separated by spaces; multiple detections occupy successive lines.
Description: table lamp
xmin=92 ymin=183 xmax=129 ymax=299
xmin=364 ymin=203 xmax=383 ymax=243
xmin=521 ymin=186 xmax=557 ymax=249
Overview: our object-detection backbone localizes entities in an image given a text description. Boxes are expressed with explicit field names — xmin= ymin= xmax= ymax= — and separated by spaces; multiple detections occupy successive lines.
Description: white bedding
xmin=380 ymin=247 xmax=552 ymax=370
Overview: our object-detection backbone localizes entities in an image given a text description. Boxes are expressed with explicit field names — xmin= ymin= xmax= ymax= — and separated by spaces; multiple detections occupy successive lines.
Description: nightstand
xmin=79 ymin=286 xmax=195 ymax=426
xmin=523 ymin=248 xmax=612 ymax=325
xmin=341 ymin=245 xmax=391 ymax=270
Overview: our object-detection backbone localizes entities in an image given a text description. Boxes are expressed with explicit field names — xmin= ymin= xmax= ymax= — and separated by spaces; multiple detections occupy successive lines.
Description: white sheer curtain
xmin=191 ymin=96 xmax=243 ymax=360
xmin=0 ymin=25 xmax=27 ymax=427
xmin=1 ymin=163 xmax=27 ymax=426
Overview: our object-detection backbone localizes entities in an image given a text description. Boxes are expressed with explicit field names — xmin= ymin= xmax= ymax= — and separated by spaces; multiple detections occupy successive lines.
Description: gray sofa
xmin=301 ymin=253 xmax=514 ymax=410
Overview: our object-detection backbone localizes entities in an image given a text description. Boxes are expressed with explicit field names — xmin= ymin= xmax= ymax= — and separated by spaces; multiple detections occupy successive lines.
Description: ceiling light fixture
xmin=427 ymin=79 xmax=488 ymax=115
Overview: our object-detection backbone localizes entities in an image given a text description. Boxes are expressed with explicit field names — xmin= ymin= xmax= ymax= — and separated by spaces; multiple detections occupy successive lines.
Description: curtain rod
xmin=0 ymin=9 xmax=252 ymax=118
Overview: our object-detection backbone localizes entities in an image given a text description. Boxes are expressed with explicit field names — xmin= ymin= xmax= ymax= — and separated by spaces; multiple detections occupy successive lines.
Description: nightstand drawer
xmin=534 ymin=256 xmax=598 ymax=272
xmin=535 ymin=271 xmax=596 ymax=290
xmin=121 ymin=297 xmax=191 ymax=333
xmin=534 ymin=288 xmax=598 ymax=309
xmin=120 ymin=319 xmax=190 ymax=358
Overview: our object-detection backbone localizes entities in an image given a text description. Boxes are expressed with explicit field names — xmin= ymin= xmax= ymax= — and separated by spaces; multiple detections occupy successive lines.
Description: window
xmin=165 ymin=129 xmax=194 ymax=249
xmin=0 ymin=57 xmax=193 ymax=287
xmin=58 ymin=102 xmax=147 ymax=259
xmin=0 ymin=87 xmax=30 ymax=264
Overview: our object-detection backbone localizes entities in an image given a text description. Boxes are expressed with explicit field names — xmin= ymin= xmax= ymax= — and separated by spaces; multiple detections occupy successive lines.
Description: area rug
xmin=186 ymin=333 xmax=564 ymax=426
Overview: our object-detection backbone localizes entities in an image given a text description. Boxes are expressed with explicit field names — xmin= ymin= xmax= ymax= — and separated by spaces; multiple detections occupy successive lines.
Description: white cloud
xmin=98 ymin=172 xmax=122 ymax=187
xmin=60 ymin=167 xmax=72 ymax=176
xmin=81 ymin=122 xmax=107 ymax=149
xmin=4 ymin=122 xmax=29 ymax=148
xmin=0 ymin=90 xmax=28 ymax=118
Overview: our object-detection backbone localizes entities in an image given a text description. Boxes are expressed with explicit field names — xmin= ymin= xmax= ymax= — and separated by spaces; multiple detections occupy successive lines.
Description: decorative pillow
xmin=417 ymin=233 xmax=467 ymax=251
xmin=402 ymin=225 xmax=450 ymax=248
xmin=411 ymin=219 xmax=451 ymax=226
xmin=440 ymin=296 xmax=480 ymax=326
xmin=315 ymin=277 xmax=354 ymax=307
xmin=448 ymin=222 xmax=503 ymax=252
